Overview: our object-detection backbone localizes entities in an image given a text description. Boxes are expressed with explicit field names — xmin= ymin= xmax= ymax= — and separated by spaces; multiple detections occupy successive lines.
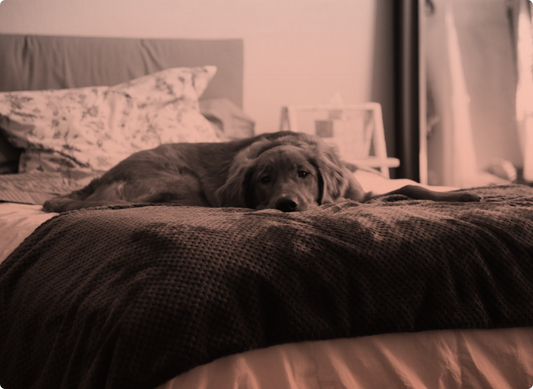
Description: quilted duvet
xmin=1 ymin=185 xmax=533 ymax=389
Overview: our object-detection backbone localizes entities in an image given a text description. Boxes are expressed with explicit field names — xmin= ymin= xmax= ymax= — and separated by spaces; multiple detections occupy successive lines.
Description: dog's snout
xmin=275 ymin=197 xmax=298 ymax=212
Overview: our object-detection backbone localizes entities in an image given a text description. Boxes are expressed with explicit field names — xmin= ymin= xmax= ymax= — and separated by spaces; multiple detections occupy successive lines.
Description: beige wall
xmin=0 ymin=0 xmax=378 ymax=134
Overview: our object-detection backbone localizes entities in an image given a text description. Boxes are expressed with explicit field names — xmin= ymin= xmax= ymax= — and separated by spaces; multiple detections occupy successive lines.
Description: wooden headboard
xmin=0 ymin=34 xmax=244 ymax=173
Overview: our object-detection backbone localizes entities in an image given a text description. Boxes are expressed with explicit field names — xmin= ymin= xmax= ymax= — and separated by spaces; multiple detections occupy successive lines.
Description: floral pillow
xmin=0 ymin=66 xmax=219 ymax=173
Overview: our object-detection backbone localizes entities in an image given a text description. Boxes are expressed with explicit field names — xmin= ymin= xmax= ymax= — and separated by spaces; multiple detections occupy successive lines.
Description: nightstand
xmin=279 ymin=102 xmax=400 ymax=178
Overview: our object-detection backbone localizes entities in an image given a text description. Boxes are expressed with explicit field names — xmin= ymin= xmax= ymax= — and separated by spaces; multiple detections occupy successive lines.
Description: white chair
xmin=279 ymin=102 xmax=399 ymax=178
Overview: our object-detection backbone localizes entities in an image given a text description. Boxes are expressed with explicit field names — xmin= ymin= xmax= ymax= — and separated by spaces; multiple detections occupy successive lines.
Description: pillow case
xmin=0 ymin=66 xmax=219 ymax=173
xmin=200 ymin=98 xmax=255 ymax=140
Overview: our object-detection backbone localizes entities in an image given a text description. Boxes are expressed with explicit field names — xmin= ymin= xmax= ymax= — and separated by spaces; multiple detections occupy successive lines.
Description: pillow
xmin=200 ymin=98 xmax=255 ymax=140
xmin=0 ymin=66 xmax=219 ymax=173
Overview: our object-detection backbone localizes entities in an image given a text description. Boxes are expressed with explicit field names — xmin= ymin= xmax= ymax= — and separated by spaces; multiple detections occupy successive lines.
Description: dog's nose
xmin=275 ymin=198 xmax=298 ymax=212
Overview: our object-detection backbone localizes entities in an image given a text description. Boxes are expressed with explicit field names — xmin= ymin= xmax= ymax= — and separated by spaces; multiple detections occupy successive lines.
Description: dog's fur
xmin=42 ymin=131 xmax=480 ymax=213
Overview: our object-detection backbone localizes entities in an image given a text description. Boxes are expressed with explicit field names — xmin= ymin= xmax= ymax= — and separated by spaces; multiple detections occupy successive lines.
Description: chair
xmin=279 ymin=102 xmax=399 ymax=178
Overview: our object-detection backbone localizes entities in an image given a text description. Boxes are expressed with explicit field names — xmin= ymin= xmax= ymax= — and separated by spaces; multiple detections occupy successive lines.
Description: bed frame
xmin=0 ymin=34 xmax=244 ymax=173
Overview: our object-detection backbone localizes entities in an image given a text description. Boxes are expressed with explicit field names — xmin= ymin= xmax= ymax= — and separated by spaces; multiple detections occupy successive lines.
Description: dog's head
xmin=216 ymin=133 xmax=362 ymax=211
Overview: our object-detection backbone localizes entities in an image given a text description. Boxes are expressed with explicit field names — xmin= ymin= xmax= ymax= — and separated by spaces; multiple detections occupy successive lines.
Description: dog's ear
xmin=311 ymin=148 xmax=349 ymax=204
xmin=216 ymin=163 xmax=255 ymax=208
xmin=304 ymin=138 xmax=369 ymax=204
xmin=216 ymin=141 xmax=265 ymax=210
xmin=216 ymin=137 xmax=276 ymax=208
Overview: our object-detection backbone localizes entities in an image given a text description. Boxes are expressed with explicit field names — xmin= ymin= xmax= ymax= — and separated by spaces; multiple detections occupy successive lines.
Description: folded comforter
xmin=1 ymin=185 xmax=533 ymax=389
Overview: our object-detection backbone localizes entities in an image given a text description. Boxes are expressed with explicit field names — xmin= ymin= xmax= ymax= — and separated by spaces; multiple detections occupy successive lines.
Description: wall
xmin=0 ymin=0 xmax=378 ymax=135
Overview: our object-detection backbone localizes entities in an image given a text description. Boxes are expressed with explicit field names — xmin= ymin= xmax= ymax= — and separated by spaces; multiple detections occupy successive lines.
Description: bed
xmin=1 ymin=34 xmax=533 ymax=389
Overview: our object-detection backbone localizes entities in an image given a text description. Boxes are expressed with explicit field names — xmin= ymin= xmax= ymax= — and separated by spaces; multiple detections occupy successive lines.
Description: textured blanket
xmin=1 ymin=185 xmax=533 ymax=389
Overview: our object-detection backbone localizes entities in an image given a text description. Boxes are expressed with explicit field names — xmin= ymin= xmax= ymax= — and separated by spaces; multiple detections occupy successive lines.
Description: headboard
xmin=0 ymin=34 xmax=244 ymax=173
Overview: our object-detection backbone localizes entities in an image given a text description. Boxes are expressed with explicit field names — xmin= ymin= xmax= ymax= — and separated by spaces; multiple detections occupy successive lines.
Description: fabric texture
xmin=1 ymin=185 xmax=533 ymax=389
xmin=0 ymin=66 xmax=219 ymax=173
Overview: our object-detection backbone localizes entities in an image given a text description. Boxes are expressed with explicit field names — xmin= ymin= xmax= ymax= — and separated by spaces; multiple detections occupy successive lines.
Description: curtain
xmin=425 ymin=0 xmax=522 ymax=187
xmin=425 ymin=0 xmax=479 ymax=187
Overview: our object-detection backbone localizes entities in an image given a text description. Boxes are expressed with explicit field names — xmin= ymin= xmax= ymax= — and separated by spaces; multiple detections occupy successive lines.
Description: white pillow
xmin=0 ymin=66 xmax=219 ymax=173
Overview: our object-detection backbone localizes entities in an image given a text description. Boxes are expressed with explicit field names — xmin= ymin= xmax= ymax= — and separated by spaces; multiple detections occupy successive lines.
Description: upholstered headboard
xmin=0 ymin=34 xmax=244 ymax=172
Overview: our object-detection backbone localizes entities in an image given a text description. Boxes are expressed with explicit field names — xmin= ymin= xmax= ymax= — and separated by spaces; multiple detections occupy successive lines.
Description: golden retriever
xmin=42 ymin=131 xmax=480 ymax=213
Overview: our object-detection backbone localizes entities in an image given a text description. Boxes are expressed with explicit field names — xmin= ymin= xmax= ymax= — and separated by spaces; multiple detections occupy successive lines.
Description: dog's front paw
xmin=42 ymin=195 xmax=73 ymax=213
xmin=457 ymin=192 xmax=481 ymax=202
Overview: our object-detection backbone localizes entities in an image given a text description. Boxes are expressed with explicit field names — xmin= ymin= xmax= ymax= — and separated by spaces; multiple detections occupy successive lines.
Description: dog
xmin=42 ymin=131 xmax=480 ymax=213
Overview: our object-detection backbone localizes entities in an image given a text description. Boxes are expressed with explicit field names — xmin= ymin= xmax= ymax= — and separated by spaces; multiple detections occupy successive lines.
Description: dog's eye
xmin=260 ymin=176 xmax=271 ymax=184
xmin=297 ymin=171 xmax=309 ymax=178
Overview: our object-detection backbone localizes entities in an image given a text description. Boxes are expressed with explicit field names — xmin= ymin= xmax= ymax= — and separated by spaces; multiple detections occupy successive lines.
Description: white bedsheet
xmin=157 ymin=327 xmax=533 ymax=389
xmin=0 ymin=203 xmax=57 ymax=264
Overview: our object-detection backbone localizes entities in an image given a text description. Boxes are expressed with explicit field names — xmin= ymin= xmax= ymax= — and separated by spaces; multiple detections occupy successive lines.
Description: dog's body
xmin=42 ymin=131 xmax=479 ymax=213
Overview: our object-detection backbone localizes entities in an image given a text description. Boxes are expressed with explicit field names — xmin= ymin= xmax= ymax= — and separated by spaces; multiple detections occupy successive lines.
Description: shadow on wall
xmin=370 ymin=0 xmax=397 ymax=179
xmin=370 ymin=0 xmax=421 ymax=182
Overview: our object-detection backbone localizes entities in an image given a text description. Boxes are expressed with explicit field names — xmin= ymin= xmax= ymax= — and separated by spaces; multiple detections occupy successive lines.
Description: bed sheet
xmin=0 ymin=203 xmax=56 ymax=264
xmin=157 ymin=327 xmax=533 ymax=389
